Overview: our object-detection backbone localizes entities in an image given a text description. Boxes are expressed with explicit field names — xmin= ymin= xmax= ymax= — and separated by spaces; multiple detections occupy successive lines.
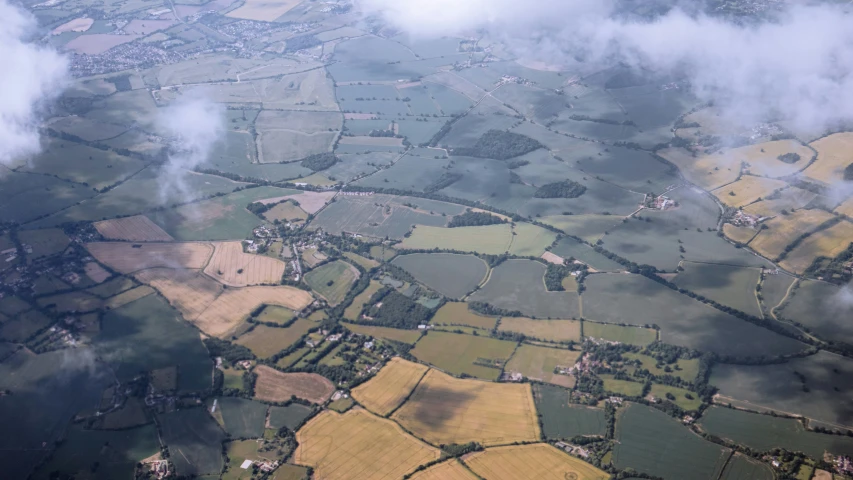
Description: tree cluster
xmin=777 ymin=152 xmax=801 ymax=164
xmin=534 ymin=180 xmax=587 ymax=199
xmin=451 ymin=130 xmax=543 ymax=160
xmin=300 ymin=152 xmax=339 ymax=172
xmin=447 ymin=211 xmax=507 ymax=228
xmin=362 ymin=289 xmax=433 ymax=329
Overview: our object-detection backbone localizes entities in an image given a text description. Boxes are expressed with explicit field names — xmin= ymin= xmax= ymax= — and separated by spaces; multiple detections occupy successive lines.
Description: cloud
xmin=0 ymin=0 xmax=68 ymax=167
xmin=358 ymin=0 xmax=853 ymax=133
xmin=831 ymin=285 xmax=853 ymax=313
xmin=156 ymin=93 xmax=224 ymax=203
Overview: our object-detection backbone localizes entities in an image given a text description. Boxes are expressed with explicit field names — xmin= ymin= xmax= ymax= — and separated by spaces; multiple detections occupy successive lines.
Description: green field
xmin=86 ymin=276 xmax=136 ymax=298
xmin=158 ymin=408 xmax=226 ymax=477
xmin=392 ymin=253 xmax=488 ymax=299
xmin=613 ymin=403 xmax=730 ymax=479
xmin=623 ymin=353 xmax=700 ymax=383
xmin=343 ymin=252 xmax=379 ymax=270
xmin=497 ymin=317 xmax=581 ymax=343
xmin=17 ymin=228 xmax=70 ymax=259
xmin=410 ymin=330 xmax=517 ymax=380
xmin=550 ymin=236 xmax=624 ymax=271
xmin=582 ymin=322 xmax=657 ymax=346
xmin=600 ymin=375 xmax=645 ymax=397
xmin=222 ymin=439 xmax=280 ymax=480
xmin=34 ymin=424 xmax=159 ymax=480
xmin=268 ymin=404 xmax=313 ymax=430
xmin=710 ymin=351 xmax=853 ymax=428
xmin=720 ymin=454 xmax=774 ymax=480
xmin=344 ymin=280 xmax=382 ymax=320
xmin=0 ymin=295 xmax=31 ymax=316
xmin=508 ymin=222 xmax=559 ymax=257
xmin=649 ymin=384 xmax=702 ymax=411
xmin=328 ymin=397 xmax=355 ymax=412
xmin=699 ymin=406 xmax=853 ymax=458
xmin=398 ymin=223 xmax=513 ymax=255
xmin=304 ymin=260 xmax=359 ymax=306
xmin=255 ymin=306 xmax=296 ymax=325
xmin=236 ymin=321 xmax=315 ymax=358
xmin=0 ymin=309 xmax=54 ymax=342
xmin=505 ymin=344 xmax=580 ymax=387
xmin=93 ymin=294 xmax=212 ymax=392
xmin=673 ymin=262 xmax=762 ymax=317
xmin=369 ymin=245 xmax=397 ymax=261
xmin=217 ymin=397 xmax=268 ymax=438
xmin=539 ymin=215 xmax=625 ymax=243
xmin=343 ymin=323 xmax=423 ymax=344
xmin=582 ymin=273 xmax=806 ymax=358
xmin=759 ymin=273 xmax=796 ymax=313
xmin=469 ymin=259 xmax=580 ymax=318
xmin=778 ymin=280 xmax=853 ymax=345
xmin=309 ymin=195 xmax=452 ymax=240
xmin=430 ymin=302 xmax=497 ymax=330
xmin=534 ymin=384 xmax=606 ymax=439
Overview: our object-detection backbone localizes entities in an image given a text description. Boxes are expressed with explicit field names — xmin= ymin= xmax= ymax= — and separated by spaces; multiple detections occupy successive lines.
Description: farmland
xmin=304 ymin=260 xmax=359 ymax=305
xmin=613 ymin=403 xmax=730 ymax=479
xmin=236 ymin=320 xmax=315 ymax=358
xmin=720 ymin=454 xmax=774 ymax=480
xmin=93 ymin=215 xmax=174 ymax=242
xmin=748 ymin=209 xmax=835 ymax=260
xmin=86 ymin=242 xmax=213 ymax=274
xmin=217 ymin=397 xmax=268 ymax=438
xmin=398 ymin=224 xmax=513 ymax=254
xmin=534 ymin=384 xmax=606 ymax=439
xmin=392 ymin=369 xmax=541 ymax=446
xmin=582 ymin=322 xmax=657 ymax=345
xmin=779 ymin=219 xmax=853 ymax=274
xmin=343 ymin=323 xmax=424 ymax=344
xmin=410 ymin=330 xmax=518 ymax=380
xmin=309 ymin=195 xmax=452 ymax=240
xmin=158 ymin=408 xmax=225 ymax=477
xmin=712 ymin=175 xmax=788 ymax=208
xmin=268 ymin=403 xmax=313 ymax=430
xmin=505 ymin=344 xmax=579 ymax=387
xmin=673 ymin=262 xmax=762 ymax=317
xmin=623 ymin=353 xmax=700 ymax=383
xmin=469 ymin=260 xmax=580 ymax=318
xmin=351 ymin=357 xmax=429 ymax=416
xmin=194 ymin=286 xmax=313 ymax=338
xmin=294 ymin=409 xmax=440 ymax=480
xmin=465 ymin=444 xmax=609 ymax=480
xmin=778 ymin=280 xmax=853 ymax=344
xmin=498 ymin=318 xmax=581 ymax=343
xmin=254 ymin=366 xmax=335 ymax=404
xmin=430 ymin=302 xmax=497 ymax=330
xmin=804 ymin=132 xmax=853 ymax=185
xmin=392 ymin=253 xmax=488 ymax=299
xmin=410 ymin=459 xmax=478 ymax=480
xmin=204 ymin=241 xmax=286 ymax=286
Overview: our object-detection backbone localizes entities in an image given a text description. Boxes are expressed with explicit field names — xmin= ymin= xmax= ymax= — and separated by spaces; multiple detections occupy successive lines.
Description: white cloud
xmin=0 ymin=0 xmax=68 ymax=166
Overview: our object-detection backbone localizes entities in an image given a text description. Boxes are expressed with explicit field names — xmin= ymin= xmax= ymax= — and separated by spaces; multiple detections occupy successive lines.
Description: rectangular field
xmin=87 ymin=242 xmax=214 ymax=274
xmin=464 ymin=443 xmax=609 ymax=480
xmin=712 ymin=175 xmax=788 ymax=208
xmin=295 ymin=409 xmax=440 ymax=480
xmin=158 ymin=408 xmax=225 ymax=477
xmin=779 ymin=220 xmax=853 ymax=274
xmin=673 ymin=262 xmax=762 ymax=317
xmin=236 ymin=320 xmax=315 ymax=358
xmin=397 ymin=224 xmax=513 ymax=255
xmin=505 ymin=344 xmax=580 ymax=387
xmin=204 ymin=241 xmax=286 ymax=286
xmin=410 ymin=331 xmax=517 ymax=380
xmin=351 ymin=358 xmax=429 ymax=416
xmin=582 ymin=322 xmax=657 ymax=345
xmin=534 ymin=384 xmax=606 ymax=439
xmin=622 ymin=353 xmax=699 ymax=383
xmin=430 ymin=302 xmax=497 ymax=330
xmin=748 ymin=209 xmax=835 ymax=260
xmin=343 ymin=323 xmax=423 ymax=344
xmin=469 ymin=260 xmax=580 ymax=319
xmin=498 ymin=318 xmax=581 ymax=343
xmin=304 ymin=260 xmax=359 ymax=306
xmin=93 ymin=215 xmax=174 ymax=242
xmin=392 ymin=369 xmax=541 ymax=446
xmin=254 ymin=366 xmax=335 ymax=404
xmin=805 ymin=132 xmax=853 ymax=185
xmin=392 ymin=253 xmax=489 ymax=299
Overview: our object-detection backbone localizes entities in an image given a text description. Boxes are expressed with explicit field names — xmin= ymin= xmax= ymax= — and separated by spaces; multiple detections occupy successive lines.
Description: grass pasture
xmin=748 ymin=209 xmax=835 ymax=261
xmin=217 ymin=397 xmax=268 ymax=439
xmin=778 ymin=280 xmax=853 ymax=345
xmin=343 ymin=252 xmax=379 ymax=270
xmin=582 ymin=322 xmax=657 ymax=345
xmin=343 ymin=323 xmax=423 ymax=344
xmin=204 ymin=241 xmax=286 ymax=287
xmin=673 ymin=262 xmax=762 ymax=317
xmin=0 ymin=310 xmax=54 ymax=342
xmin=87 ymin=276 xmax=136 ymax=298
xmin=255 ymin=305 xmax=295 ymax=325
xmin=227 ymin=0 xmax=302 ymax=25
xmin=304 ymin=260 xmax=359 ymax=306
xmin=539 ymin=215 xmax=624 ymax=243
xmin=780 ymin=220 xmax=853 ymax=274
xmin=222 ymin=440 xmax=280 ymax=480
xmin=393 ymin=369 xmax=540 ymax=446
xmin=720 ymin=453 xmax=774 ymax=480
xmin=723 ymin=224 xmax=758 ymax=244
xmin=268 ymin=403 xmax=313 ymax=430
xmin=534 ymin=384 xmax=606 ymax=439
xmin=430 ymin=302 xmax=497 ymax=330
xmin=613 ymin=403 xmax=730 ymax=479
xmin=254 ymin=366 xmax=334 ymax=404
xmin=600 ymin=375 xmax=645 ymax=397
xmin=464 ymin=443 xmax=609 ymax=480
xmin=509 ymin=222 xmax=559 ymax=257
xmin=623 ymin=353 xmax=699 ymax=383
xmin=309 ymin=195 xmax=451 ymax=240
xmin=236 ymin=320 xmax=314 ymax=358
xmin=295 ymin=409 xmax=440 ymax=480
xmin=351 ymin=357 xmax=429 ymax=416
xmin=18 ymin=228 xmax=70 ymax=258
xmin=103 ymin=285 xmax=155 ymax=309
xmin=498 ymin=318 xmax=581 ymax=343
xmin=398 ymin=224 xmax=512 ymax=255
xmin=0 ymin=296 xmax=30 ymax=316
xmin=38 ymin=290 xmax=103 ymax=313
xmin=505 ymin=344 xmax=579 ymax=387
xmin=93 ymin=215 xmax=174 ymax=242
xmin=649 ymin=384 xmax=702 ymax=411
xmin=158 ymin=408 xmax=225 ymax=477
xmin=86 ymin=242 xmax=213 ymax=274
xmin=411 ymin=330 xmax=517 ymax=380
xmin=392 ymin=253 xmax=488 ymax=299
xmin=743 ymin=186 xmax=817 ymax=218
xmin=469 ymin=260 xmax=580 ymax=319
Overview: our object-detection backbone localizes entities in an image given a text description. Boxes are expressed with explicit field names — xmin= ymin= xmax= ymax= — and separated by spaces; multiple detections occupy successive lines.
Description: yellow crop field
xmin=294 ymin=409 xmax=440 ymax=480
xmin=497 ymin=317 xmax=581 ymax=342
xmin=392 ymin=369 xmax=540 ymax=446
xmin=430 ymin=302 xmax=497 ymax=330
xmin=805 ymin=132 xmax=853 ymax=185
xmin=712 ymin=175 xmax=788 ymax=208
xmin=410 ymin=459 xmax=478 ymax=480
xmin=658 ymin=147 xmax=740 ymax=191
xmin=464 ymin=444 xmax=609 ymax=480
xmin=93 ymin=215 xmax=174 ymax=242
xmin=198 ymin=286 xmax=314 ymax=337
xmin=134 ymin=268 xmax=223 ymax=323
xmin=204 ymin=241 xmax=286 ymax=286
xmin=722 ymin=224 xmax=758 ymax=244
xmin=835 ymin=196 xmax=853 ymax=217
xmin=398 ymin=224 xmax=513 ymax=255
xmin=733 ymin=140 xmax=813 ymax=178
xmin=227 ymin=0 xmax=303 ymax=22
xmin=104 ymin=285 xmax=154 ymax=309
xmin=780 ymin=220 xmax=853 ymax=274
xmin=351 ymin=358 xmax=429 ymax=416
xmin=749 ymin=209 xmax=835 ymax=260
xmin=86 ymin=242 xmax=213 ymax=274
xmin=742 ymin=187 xmax=816 ymax=218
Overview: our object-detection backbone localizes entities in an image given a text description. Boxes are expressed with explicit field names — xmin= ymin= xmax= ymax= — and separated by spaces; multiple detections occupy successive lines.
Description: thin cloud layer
xmin=0 ymin=0 xmax=68 ymax=166
xmin=359 ymin=0 xmax=853 ymax=133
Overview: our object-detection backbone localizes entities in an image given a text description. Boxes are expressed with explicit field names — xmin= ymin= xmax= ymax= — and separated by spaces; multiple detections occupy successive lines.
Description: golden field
xmin=464 ymin=444 xmax=609 ymax=480
xmin=712 ymin=175 xmax=788 ymax=208
xmin=497 ymin=317 xmax=581 ymax=343
xmin=805 ymin=132 xmax=853 ymax=185
xmin=351 ymin=358 xmax=429 ymax=416
xmin=204 ymin=241 xmax=286 ymax=286
xmin=779 ymin=220 xmax=853 ymax=274
xmin=86 ymin=242 xmax=213 ymax=274
xmin=748 ymin=209 xmax=834 ymax=260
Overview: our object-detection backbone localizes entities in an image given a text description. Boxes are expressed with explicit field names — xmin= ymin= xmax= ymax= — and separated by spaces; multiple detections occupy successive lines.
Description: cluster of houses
xmin=338 ymin=191 xmax=374 ymax=196
xmin=729 ymin=210 xmax=762 ymax=227
xmin=497 ymin=75 xmax=535 ymax=87
xmin=555 ymin=441 xmax=590 ymax=458
xmin=643 ymin=193 xmax=676 ymax=210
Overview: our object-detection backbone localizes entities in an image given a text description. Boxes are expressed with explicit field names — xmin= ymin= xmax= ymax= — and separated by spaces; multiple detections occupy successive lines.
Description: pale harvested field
xmin=351 ymin=358 xmax=429 ymax=416
xmin=712 ymin=176 xmax=788 ymax=208
xmin=722 ymin=224 xmax=758 ymax=244
xmin=204 ymin=241 xmax=286 ymax=286
xmin=344 ymin=113 xmax=378 ymax=120
xmin=64 ymin=34 xmax=141 ymax=55
xmin=198 ymin=286 xmax=313 ymax=337
xmin=263 ymin=202 xmax=308 ymax=223
xmin=104 ymin=285 xmax=155 ymax=309
xmin=83 ymin=262 xmax=111 ymax=283
xmin=410 ymin=459 xmax=478 ymax=480
xmin=836 ymin=196 xmax=853 ymax=217
xmin=749 ymin=209 xmax=835 ymax=260
xmin=743 ymin=187 xmax=817 ymax=218
xmin=464 ymin=444 xmax=609 ymax=480
xmin=392 ymin=369 xmax=540 ymax=446
xmin=259 ymin=191 xmax=335 ymax=214
xmin=255 ymin=365 xmax=335 ymax=403
xmin=498 ymin=318 xmax=581 ymax=343
xmin=134 ymin=268 xmax=223 ymax=325
xmin=295 ymin=409 xmax=440 ymax=480
xmin=734 ymin=140 xmax=813 ymax=178
xmin=806 ymin=132 xmax=853 ymax=185
xmin=86 ymin=242 xmax=213 ymax=274
xmin=339 ymin=136 xmax=404 ymax=147
xmin=541 ymin=252 xmax=565 ymax=265
xmin=227 ymin=0 xmax=302 ymax=21
xmin=658 ymin=147 xmax=740 ymax=191
xmin=94 ymin=215 xmax=174 ymax=242
xmin=52 ymin=17 xmax=94 ymax=35
xmin=780 ymin=220 xmax=853 ymax=274
xmin=398 ymin=224 xmax=513 ymax=255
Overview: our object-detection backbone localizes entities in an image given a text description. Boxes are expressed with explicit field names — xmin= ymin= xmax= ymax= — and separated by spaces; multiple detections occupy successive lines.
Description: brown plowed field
xmin=254 ymin=366 xmax=335 ymax=404
xmin=93 ymin=215 xmax=174 ymax=242
xmin=204 ymin=241 xmax=286 ymax=286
